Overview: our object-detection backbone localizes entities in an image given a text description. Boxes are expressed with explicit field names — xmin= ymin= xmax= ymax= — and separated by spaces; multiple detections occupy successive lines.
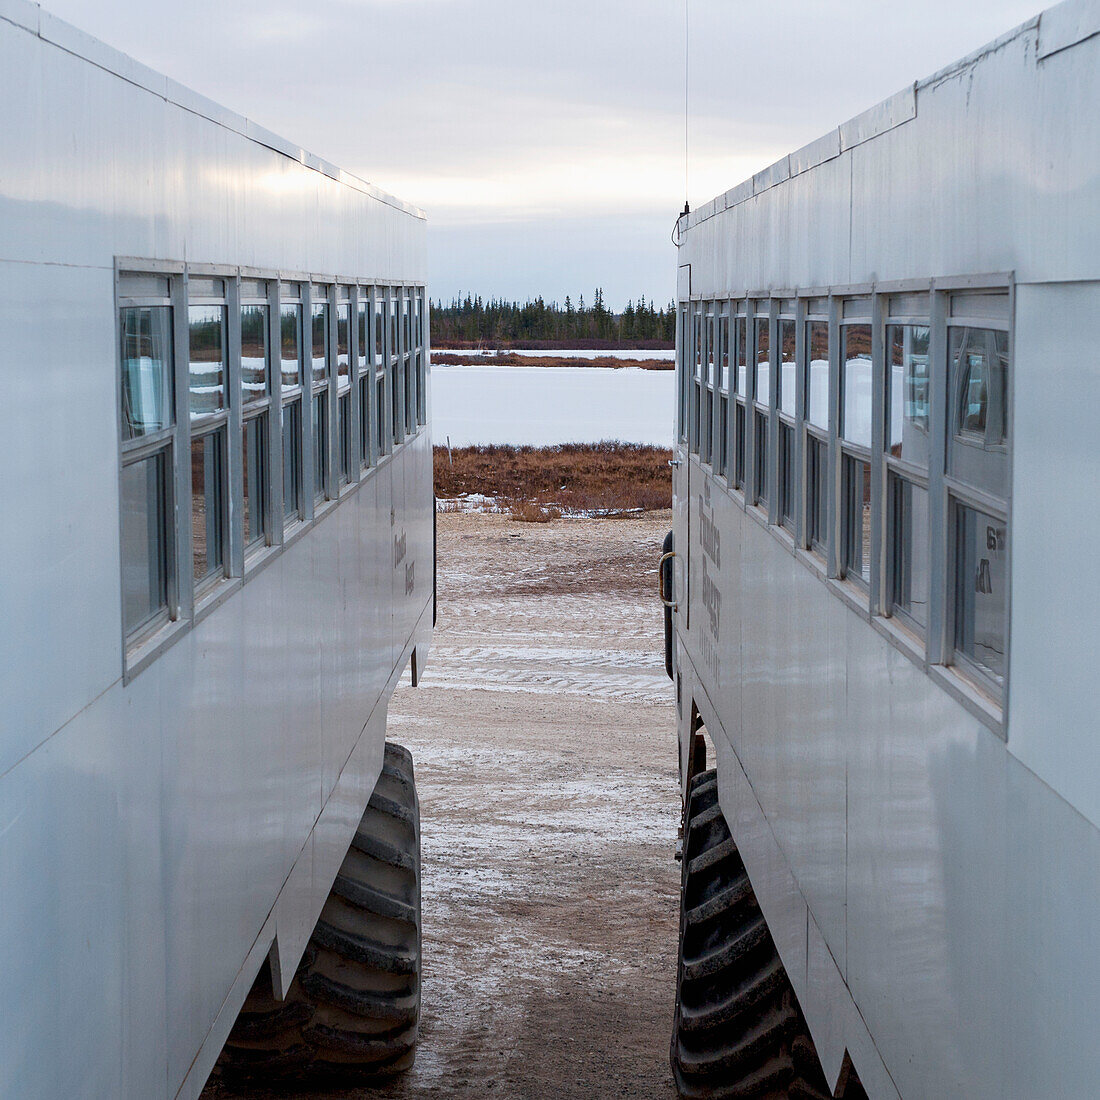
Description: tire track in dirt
xmin=205 ymin=510 xmax=680 ymax=1100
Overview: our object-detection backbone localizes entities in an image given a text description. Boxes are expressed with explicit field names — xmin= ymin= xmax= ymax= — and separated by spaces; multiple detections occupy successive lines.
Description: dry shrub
xmin=432 ymin=352 xmax=671 ymax=371
xmin=435 ymin=442 xmax=672 ymax=514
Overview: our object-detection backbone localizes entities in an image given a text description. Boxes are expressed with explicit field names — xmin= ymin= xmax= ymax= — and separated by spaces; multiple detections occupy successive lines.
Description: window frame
xmin=115 ymin=260 xmax=426 ymax=682
xmin=186 ymin=273 xmax=232 ymax=599
xmin=776 ymin=307 xmax=797 ymax=532
xmin=942 ymin=297 xmax=1012 ymax=703
xmin=239 ymin=280 xmax=274 ymax=558
xmin=801 ymin=301 xmax=831 ymax=560
xmin=882 ymin=302 xmax=933 ymax=640
xmin=117 ymin=276 xmax=179 ymax=650
xmin=279 ymin=281 xmax=306 ymax=531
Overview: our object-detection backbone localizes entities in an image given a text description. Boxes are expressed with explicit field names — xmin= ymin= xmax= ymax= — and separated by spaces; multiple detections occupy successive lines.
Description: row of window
xmin=679 ymin=285 xmax=1010 ymax=713
xmin=119 ymin=267 xmax=427 ymax=665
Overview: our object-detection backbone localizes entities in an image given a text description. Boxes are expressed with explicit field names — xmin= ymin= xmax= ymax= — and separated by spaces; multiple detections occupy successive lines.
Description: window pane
xmin=755 ymin=317 xmax=770 ymax=405
xmin=887 ymin=325 xmax=930 ymax=464
xmin=358 ymin=302 xmax=369 ymax=374
xmin=188 ymin=305 xmax=226 ymax=419
xmin=949 ymin=326 xmax=1010 ymax=497
xmin=313 ymin=392 xmax=328 ymax=501
xmin=806 ymin=321 xmax=829 ymax=429
xmin=375 ymin=298 xmax=385 ymax=360
xmin=843 ymin=455 xmax=871 ymax=586
xmin=337 ymin=303 xmax=351 ymax=382
xmin=841 ymin=324 xmax=872 ymax=447
xmin=241 ymin=304 xmax=269 ymax=406
xmin=390 ymin=300 xmax=398 ymax=356
xmin=754 ymin=410 xmax=768 ymax=504
xmin=282 ymin=399 xmax=302 ymax=520
xmin=417 ymin=350 xmax=426 ymax=425
xmin=734 ymin=402 xmax=746 ymax=488
xmin=311 ymin=301 xmax=329 ymax=383
xmin=280 ymin=304 xmax=302 ymax=388
xmin=950 ymin=323 xmax=1007 ymax=444
xmin=391 ymin=360 xmax=401 ymax=442
xmin=735 ymin=317 xmax=747 ymax=395
xmin=807 ymin=435 xmax=828 ymax=553
xmin=359 ymin=373 xmax=372 ymax=468
xmin=718 ymin=315 xmax=730 ymax=390
xmin=717 ymin=393 xmax=728 ymax=477
xmin=778 ymin=421 xmax=794 ymax=528
xmin=954 ymin=503 xmax=1007 ymax=685
xmin=121 ymin=451 xmax=169 ymax=634
xmin=243 ymin=414 xmax=267 ymax=549
xmin=120 ymin=306 xmax=174 ymax=441
xmin=191 ymin=429 xmax=226 ymax=584
xmin=376 ymin=375 xmax=388 ymax=455
xmin=889 ymin=476 xmax=930 ymax=631
xmin=338 ymin=391 xmax=351 ymax=484
xmin=778 ymin=320 xmax=796 ymax=416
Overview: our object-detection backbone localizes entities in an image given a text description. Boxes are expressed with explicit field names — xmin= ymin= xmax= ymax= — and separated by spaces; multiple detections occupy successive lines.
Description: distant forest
xmin=430 ymin=290 xmax=676 ymax=349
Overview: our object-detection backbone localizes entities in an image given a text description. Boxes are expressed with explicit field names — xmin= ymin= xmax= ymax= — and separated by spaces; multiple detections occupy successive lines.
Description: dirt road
xmin=208 ymin=509 xmax=680 ymax=1099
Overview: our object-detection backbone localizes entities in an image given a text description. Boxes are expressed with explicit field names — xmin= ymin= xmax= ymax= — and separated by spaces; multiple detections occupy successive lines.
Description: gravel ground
xmin=206 ymin=509 xmax=680 ymax=1099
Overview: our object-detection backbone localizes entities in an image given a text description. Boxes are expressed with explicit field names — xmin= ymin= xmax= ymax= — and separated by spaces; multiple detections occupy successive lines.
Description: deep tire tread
xmin=218 ymin=741 xmax=421 ymax=1085
xmin=672 ymin=768 xmax=835 ymax=1099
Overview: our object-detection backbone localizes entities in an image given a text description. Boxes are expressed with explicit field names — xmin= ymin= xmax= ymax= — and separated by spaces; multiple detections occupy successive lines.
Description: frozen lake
xmin=431 ymin=364 xmax=674 ymax=447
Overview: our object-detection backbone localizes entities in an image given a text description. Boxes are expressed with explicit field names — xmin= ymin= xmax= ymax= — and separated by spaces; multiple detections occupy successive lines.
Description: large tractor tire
xmin=218 ymin=742 xmax=421 ymax=1085
xmin=671 ymin=769 xmax=839 ymax=1100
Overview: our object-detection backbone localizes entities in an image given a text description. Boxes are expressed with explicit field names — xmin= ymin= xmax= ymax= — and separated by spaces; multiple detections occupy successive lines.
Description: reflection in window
xmin=841 ymin=325 xmax=872 ymax=447
xmin=243 ymin=414 xmax=267 ymax=550
xmin=375 ymin=298 xmax=386 ymax=361
xmin=281 ymin=304 xmax=302 ymax=388
xmin=121 ymin=452 xmax=169 ymax=635
xmin=806 ymin=321 xmax=829 ymax=430
xmin=376 ymin=374 xmax=388 ymax=456
xmin=337 ymin=303 xmax=351 ymax=382
xmin=954 ymin=503 xmax=1007 ymax=685
xmin=241 ymin=304 xmax=269 ymax=406
xmin=338 ymin=391 xmax=352 ymax=485
xmin=734 ymin=402 xmax=746 ymax=489
xmin=948 ymin=325 xmax=1010 ymax=499
xmin=188 ymin=305 xmax=226 ymax=419
xmin=718 ymin=315 xmax=730 ymax=391
xmin=191 ymin=429 xmax=226 ymax=585
xmin=778 ymin=320 xmax=796 ymax=416
xmin=735 ymin=317 xmax=747 ymax=395
xmin=754 ymin=410 xmax=768 ymax=505
xmin=806 ymin=435 xmax=828 ymax=554
xmin=313 ymin=393 xmax=328 ymax=502
xmin=842 ymin=454 xmax=871 ymax=587
xmin=952 ymin=327 xmax=1008 ymax=444
xmin=121 ymin=306 xmax=174 ymax=440
xmin=359 ymin=372 xmax=372 ymax=469
xmin=282 ymin=400 xmax=302 ymax=521
xmin=755 ymin=316 xmax=770 ymax=405
xmin=889 ymin=475 xmax=929 ymax=631
xmin=888 ymin=325 xmax=930 ymax=463
xmin=778 ymin=421 xmax=794 ymax=530
xmin=311 ymin=301 xmax=329 ymax=383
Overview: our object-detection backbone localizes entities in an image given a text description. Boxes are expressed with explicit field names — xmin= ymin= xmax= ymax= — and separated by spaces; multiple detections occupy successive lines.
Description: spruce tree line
xmin=430 ymin=290 xmax=676 ymax=347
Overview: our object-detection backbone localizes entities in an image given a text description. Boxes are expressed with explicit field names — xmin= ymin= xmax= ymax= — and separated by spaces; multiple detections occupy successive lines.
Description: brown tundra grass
xmin=434 ymin=442 xmax=672 ymax=516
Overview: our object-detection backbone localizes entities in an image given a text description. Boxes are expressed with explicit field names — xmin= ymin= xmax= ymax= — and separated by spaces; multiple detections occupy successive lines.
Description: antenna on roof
xmin=677 ymin=0 xmax=686 ymax=212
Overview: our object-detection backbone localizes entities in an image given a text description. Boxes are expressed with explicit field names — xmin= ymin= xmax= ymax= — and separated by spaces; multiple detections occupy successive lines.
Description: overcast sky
xmin=46 ymin=0 xmax=1041 ymax=308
